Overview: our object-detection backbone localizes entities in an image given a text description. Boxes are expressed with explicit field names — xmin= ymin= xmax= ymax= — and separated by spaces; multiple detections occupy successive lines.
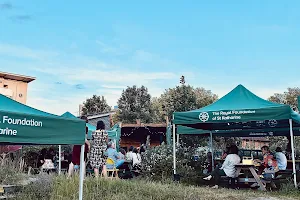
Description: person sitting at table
xmin=131 ymin=147 xmax=142 ymax=171
xmin=119 ymin=148 xmax=126 ymax=160
xmin=221 ymin=146 xmax=230 ymax=160
xmin=275 ymin=147 xmax=287 ymax=171
xmin=106 ymin=142 xmax=125 ymax=169
xmin=126 ymin=146 xmax=134 ymax=162
xmin=203 ymin=145 xmax=241 ymax=189
xmin=251 ymin=146 xmax=278 ymax=188
xmin=41 ymin=150 xmax=55 ymax=171
xmin=255 ymin=146 xmax=278 ymax=175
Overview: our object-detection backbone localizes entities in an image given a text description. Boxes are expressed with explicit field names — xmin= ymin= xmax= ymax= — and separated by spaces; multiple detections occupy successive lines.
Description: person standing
xmin=68 ymin=116 xmax=90 ymax=177
xmin=89 ymin=120 xmax=108 ymax=178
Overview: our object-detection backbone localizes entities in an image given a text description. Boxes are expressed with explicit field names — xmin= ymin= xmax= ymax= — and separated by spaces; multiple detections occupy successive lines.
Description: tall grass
xmin=13 ymin=175 xmax=300 ymax=200
xmin=0 ymin=156 xmax=24 ymax=185
xmin=50 ymin=176 xmax=297 ymax=200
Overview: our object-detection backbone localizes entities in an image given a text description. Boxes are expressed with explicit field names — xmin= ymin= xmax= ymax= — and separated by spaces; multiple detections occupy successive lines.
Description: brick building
xmin=241 ymin=137 xmax=270 ymax=150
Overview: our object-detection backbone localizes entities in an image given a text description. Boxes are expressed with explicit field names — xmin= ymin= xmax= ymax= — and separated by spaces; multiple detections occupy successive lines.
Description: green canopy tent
xmin=173 ymin=85 xmax=300 ymax=188
xmin=174 ymin=85 xmax=300 ymax=128
xmin=0 ymin=95 xmax=85 ymax=144
xmin=0 ymin=94 xmax=86 ymax=200
xmin=61 ymin=112 xmax=96 ymax=138
xmin=177 ymin=125 xmax=300 ymax=137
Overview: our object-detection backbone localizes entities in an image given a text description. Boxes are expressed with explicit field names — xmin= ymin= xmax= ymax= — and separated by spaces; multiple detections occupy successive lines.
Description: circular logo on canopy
xmin=268 ymin=119 xmax=277 ymax=127
xmin=199 ymin=112 xmax=209 ymax=122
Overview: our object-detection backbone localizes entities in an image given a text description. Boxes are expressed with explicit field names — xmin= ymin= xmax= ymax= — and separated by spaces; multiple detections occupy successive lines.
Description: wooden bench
xmin=220 ymin=176 xmax=238 ymax=189
xmin=264 ymin=170 xmax=294 ymax=190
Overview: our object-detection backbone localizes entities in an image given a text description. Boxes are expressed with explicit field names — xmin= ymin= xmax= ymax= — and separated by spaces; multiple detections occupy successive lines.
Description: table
xmin=235 ymin=164 xmax=266 ymax=191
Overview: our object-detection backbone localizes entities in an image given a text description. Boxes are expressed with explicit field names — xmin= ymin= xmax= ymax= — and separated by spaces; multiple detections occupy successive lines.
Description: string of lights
xmin=121 ymin=126 xmax=166 ymax=137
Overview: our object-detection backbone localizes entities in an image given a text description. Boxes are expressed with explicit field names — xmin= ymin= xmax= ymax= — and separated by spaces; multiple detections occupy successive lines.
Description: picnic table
xmin=235 ymin=164 xmax=266 ymax=191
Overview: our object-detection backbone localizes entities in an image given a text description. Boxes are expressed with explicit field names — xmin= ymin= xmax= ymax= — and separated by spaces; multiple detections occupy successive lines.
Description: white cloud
xmin=34 ymin=65 xmax=177 ymax=86
xmin=0 ymin=43 xmax=58 ymax=60
xmin=0 ymin=42 xmax=190 ymax=114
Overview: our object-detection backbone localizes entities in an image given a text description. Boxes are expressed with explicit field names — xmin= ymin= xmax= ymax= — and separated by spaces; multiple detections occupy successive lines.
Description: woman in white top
xmin=126 ymin=146 xmax=134 ymax=162
xmin=203 ymin=145 xmax=241 ymax=189
xmin=132 ymin=148 xmax=141 ymax=167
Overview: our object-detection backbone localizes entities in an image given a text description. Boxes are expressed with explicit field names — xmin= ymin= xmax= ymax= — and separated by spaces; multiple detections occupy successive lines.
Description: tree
xmin=152 ymin=85 xmax=218 ymax=148
xmin=160 ymin=85 xmax=198 ymax=120
xmin=194 ymin=87 xmax=218 ymax=108
xmin=82 ymin=95 xmax=111 ymax=115
xmin=268 ymin=87 xmax=300 ymax=153
xmin=116 ymin=85 xmax=152 ymax=123
xmin=158 ymin=85 xmax=218 ymax=121
xmin=268 ymin=87 xmax=300 ymax=111
xmin=151 ymin=97 xmax=166 ymax=123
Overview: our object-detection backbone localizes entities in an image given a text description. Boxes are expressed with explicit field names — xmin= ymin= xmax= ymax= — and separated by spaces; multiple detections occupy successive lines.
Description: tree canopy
xmin=116 ymin=85 xmax=152 ymax=123
xmin=82 ymin=95 xmax=111 ymax=115
xmin=268 ymin=87 xmax=300 ymax=153
xmin=268 ymin=87 xmax=300 ymax=112
xmin=154 ymin=85 xmax=218 ymax=121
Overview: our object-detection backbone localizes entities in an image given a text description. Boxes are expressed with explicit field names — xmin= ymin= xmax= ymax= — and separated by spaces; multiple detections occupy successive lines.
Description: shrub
xmin=140 ymin=144 xmax=206 ymax=183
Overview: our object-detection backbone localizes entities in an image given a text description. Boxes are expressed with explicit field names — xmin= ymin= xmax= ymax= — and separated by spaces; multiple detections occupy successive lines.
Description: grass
xmin=14 ymin=175 xmax=300 ymax=200
xmin=0 ymin=157 xmax=24 ymax=185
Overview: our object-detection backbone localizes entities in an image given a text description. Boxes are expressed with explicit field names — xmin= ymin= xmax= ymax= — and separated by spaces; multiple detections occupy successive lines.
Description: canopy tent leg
xmin=78 ymin=144 xmax=85 ymax=200
xmin=289 ymin=119 xmax=297 ymax=188
xmin=58 ymin=145 xmax=62 ymax=175
xmin=177 ymin=134 xmax=180 ymax=146
xmin=173 ymin=123 xmax=176 ymax=175
xmin=210 ymin=131 xmax=214 ymax=171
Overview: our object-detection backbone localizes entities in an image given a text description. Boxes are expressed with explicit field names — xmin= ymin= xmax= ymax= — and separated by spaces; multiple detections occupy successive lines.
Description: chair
xmin=103 ymin=158 xmax=119 ymax=179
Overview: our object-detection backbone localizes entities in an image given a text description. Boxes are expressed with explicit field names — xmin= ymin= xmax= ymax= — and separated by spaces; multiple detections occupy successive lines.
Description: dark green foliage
xmin=116 ymin=85 xmax=152 ymax=123
xmin=82 ymin=95 xmax=111 ymax=115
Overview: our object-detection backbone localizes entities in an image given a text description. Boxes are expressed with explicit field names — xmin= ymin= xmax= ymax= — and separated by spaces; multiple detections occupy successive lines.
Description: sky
xmin=1 ymin=0 xmax=300 ymax=115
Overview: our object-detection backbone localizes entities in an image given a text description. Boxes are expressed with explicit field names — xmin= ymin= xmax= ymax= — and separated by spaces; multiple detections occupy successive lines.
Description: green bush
xmin=140 ymin=144 xmax=206 ymax=183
